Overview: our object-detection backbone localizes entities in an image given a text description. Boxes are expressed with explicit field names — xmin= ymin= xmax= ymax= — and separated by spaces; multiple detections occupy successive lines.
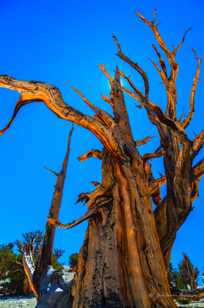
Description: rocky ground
xmin=0 ymin=297 xmax=36 ymax=308
xmin=0 ymin=297 xmax=204 ymax=307
xmin=0 ymin=267 xmax=75 ymax=307
xmin=177 ymin=301 xmax=204 ymax=307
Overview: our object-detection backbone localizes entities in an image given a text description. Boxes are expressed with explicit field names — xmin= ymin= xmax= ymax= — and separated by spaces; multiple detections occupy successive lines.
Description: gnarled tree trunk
xmin=72 ymin=147 xmax=174 ymax=307
xmin=0 ymin=11 xmax=204 ymax=308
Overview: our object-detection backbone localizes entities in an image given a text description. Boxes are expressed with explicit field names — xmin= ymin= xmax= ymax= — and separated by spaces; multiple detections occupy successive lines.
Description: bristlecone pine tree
xmin=0 ymin=12 xmax=204 ymax=308
xmin=178 ymin=254 xmax=199 ymax=290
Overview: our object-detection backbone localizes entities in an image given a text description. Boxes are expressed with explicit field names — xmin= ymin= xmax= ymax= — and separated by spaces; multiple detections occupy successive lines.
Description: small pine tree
xmin=178 ymin=254 xmax=199 ymax=290
xmin=0 ymin=244 xmax=25 ymax=296
xmin=69 ymin=253 xmax=78 ymax=271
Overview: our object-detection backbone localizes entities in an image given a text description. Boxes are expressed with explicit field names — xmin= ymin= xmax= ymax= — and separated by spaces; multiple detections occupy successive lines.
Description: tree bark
xmin=72 ymin=152 xmax=175 ymax=308
xmin=0 ymin=11 xmax=203 ymax=308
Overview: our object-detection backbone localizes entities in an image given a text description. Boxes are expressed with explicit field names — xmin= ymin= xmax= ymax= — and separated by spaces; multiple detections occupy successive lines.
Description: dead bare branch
xmin=136 ymin=12 xmax=172 ymax=58
xmin=182 ymin=49 xmax=201 ymax=128
xmin=113 ymin=34 xmax=149 ymax=98
xmin=72 ymin=86 xmax=101 ymax=113
xmin=101 ymin=95 xmax=113 ymax=106
xmin=137 ymin=12 xmax=179 ymax=118
xmin=152 ymin=44 xmax=168 ymax=77
xmin=119 ymin=70 xmax=145 ymax=100
xmin=135 ymin=136 xmax=153 ymax=146
xmin=34 ymin=127 xmax=74 ymax=290
xmin=150 ymin=58 xmax=168 ymax=85
xmin=172 ymin=27 xmax=191 ymax=56
xmin=0 ymin=75 xmax=121 ymax=154
xmin=44 ymin=166 xmax=59 ymax=177
xmin=78 ymin=149 xmax=103 ymax=161
xmin=193 ymin=159 xmax=204 ymax=179
xmin=143 ymin=149 xmax=165 ymax=161
xmin=99 ymin=64 xmax=113 ymax=83
xmin=192 ymin=130 xmax=204 ymax=156
xmin=49 ymin=198 xmax=111 ymax=230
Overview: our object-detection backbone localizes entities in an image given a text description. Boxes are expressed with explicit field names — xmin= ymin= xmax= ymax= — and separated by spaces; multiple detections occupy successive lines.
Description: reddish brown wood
xmin=0 ymin=12 xmax=203 ymax=307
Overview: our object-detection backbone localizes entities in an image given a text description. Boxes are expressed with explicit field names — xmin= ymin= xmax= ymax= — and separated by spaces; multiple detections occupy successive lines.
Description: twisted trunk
xmin=0 ymin=10 xmax=203 ymax=308
xmin=72 ymin=153 xmax=175 ymax=308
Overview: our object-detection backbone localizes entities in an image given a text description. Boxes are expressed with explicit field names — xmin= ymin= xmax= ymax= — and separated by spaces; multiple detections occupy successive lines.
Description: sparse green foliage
xmin=69 ymin=253 xmax=78 ymax=270
xmin=51 ymin=249 xmax=65 ymax=270
xmin=0 ymin=231 xmax=65 ymax=296
xmin=168 ymin=254 xmax=199 ymax=294
xmin=0 ymin=244 xmax=25 ymax=296
xmin=178 ymin=254 xmax=199 ymax=290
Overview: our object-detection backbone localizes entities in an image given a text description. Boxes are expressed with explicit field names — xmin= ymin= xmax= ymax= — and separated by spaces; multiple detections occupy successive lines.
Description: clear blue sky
xmin=0 ymin=0 xmax=204 ymax=279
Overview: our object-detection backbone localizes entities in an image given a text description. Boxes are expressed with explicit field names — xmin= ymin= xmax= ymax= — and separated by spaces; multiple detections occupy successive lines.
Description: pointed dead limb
xmin=44 ymin=166 xmax=59 ymax=177
xmin=182 ymin=50 xmax=201 ymax=129
xmin=72 ymin=87 xmax=101 ymax=113
xmin=152 ymin=44 xmax=168 ymax=77
xmin=33 ymin=127 xmax=74 ymax=295
xmin=99 ymin=64 xmax=113 ymax=83
xmin=172 ymin=27 xmax=191 ymax=56
xmin=78 ymin=149 xmax=103 ymax=161
xmin=193 ymin=159 xmax=204 ymax=179
xmin=135 ymin=136 xmax=153 ymax=146
xmin=192 ymin=130 xmax=204 ymax=156
xmin=113 ymin=34 xmax=149 ymax=98
xmin=150 ymin=58 xmax=168 ymax=86
xmin=72 ymin=86 xmax=115 ymax=129
xmin=49 ymin=198 xmax=112 ymax=230
xmin=136 ymin=12 xmax=172 ymax=56
xmin=119 ymin=70 xmax=145 ymax=100
xmin=118 ymin=68 xmax=187 ymax=138
xmin=101 ymin=95 xmax=113 ymax=106
xmin=137 ymin=12 xmax=179 ymax=118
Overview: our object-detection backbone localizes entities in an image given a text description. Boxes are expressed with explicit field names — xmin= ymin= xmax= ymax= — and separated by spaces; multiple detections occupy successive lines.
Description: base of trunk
xmin=72 ymin=204 xmax=126 ymax=307
xmin=71 ymin=202 xmax=175 ymax=308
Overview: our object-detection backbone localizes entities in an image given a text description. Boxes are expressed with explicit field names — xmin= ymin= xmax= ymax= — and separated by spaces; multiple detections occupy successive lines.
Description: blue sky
xmin=0 ymin=0 xmax=204 ymax=278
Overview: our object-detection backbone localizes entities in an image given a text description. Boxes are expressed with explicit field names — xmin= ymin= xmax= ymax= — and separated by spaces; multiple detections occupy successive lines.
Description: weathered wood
xmin=0 ymin=11 xmax=204 ymax=307
xmin=33 ymin=127 xmax=74 ymax=295
xmin=19 ymin=129 xmax=74 ymax=303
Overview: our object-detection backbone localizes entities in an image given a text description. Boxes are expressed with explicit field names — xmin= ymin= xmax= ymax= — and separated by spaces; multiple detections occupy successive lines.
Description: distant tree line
xmin=0 ymin=231 xmax=75 ymax=297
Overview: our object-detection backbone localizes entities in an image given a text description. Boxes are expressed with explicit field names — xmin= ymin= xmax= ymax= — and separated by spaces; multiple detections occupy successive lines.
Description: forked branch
xmin=49 ymin=198 xmax=111 ymax=230
xmin=173 ymin=27 xmax=191 ymax=56
xmin=136 ymin=12 xmax=191 ymax=119
xmin=113 ymin=34 xmax=149 ymax=98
